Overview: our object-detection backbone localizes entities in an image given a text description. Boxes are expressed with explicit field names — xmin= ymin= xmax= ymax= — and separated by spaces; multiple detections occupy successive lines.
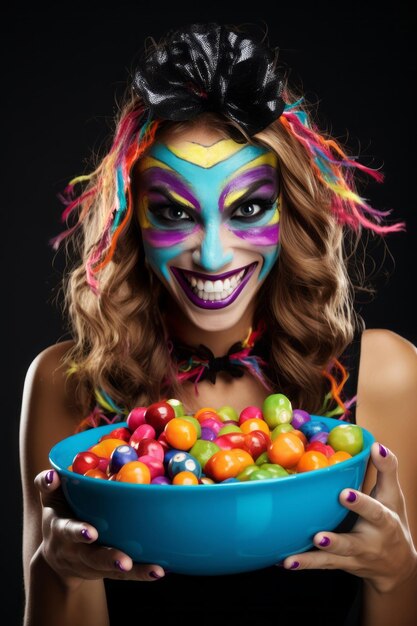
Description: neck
xmin=165 ymin=300 xmax=256 ymax=356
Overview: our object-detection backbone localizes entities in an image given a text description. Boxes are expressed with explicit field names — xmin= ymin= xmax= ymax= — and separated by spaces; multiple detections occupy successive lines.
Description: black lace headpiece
xmin=132 ymin=22 xmax=286 ymax=136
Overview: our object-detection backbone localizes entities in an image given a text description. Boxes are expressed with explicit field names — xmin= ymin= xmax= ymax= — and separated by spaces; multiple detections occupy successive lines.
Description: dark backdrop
xmin=3 ymin=2 xmax=416 ymax=623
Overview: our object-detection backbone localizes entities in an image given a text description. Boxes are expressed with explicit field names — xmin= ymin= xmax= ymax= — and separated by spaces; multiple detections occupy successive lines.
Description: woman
xmin=20 ymin=22 xmax=417 ymax=626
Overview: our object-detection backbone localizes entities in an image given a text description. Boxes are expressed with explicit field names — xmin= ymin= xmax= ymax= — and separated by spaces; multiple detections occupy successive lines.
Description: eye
xmin=232 ymin=200 xmax=274 ymax=221
xmin=149 ymin=204 xmax=194 ymax=224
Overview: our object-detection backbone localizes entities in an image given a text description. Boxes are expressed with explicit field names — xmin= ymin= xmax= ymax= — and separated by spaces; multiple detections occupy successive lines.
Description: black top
xmin=104 ymin=332 xmax=364 ymax=626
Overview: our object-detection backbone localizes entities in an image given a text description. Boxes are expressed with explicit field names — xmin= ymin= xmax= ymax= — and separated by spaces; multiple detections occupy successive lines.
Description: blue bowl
xmin=49 ymin=415 xmax=374 ymax=575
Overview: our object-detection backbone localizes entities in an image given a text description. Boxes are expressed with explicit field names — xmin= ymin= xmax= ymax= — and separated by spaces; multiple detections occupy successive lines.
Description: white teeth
xmin=184 ymin=268 xmax=248 ymax=301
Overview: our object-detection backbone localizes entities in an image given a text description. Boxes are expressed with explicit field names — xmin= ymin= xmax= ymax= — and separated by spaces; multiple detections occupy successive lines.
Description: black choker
xmin=169 ymin=324 xmax=272 ymax=392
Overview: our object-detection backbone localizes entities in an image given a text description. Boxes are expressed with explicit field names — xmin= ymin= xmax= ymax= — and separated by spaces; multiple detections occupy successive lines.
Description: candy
xmin=69 ymin=392 xmax=364 ymax=485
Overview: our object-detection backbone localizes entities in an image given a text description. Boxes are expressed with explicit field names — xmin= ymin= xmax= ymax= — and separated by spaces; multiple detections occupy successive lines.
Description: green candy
xmin=217 ymin=405 xmax=239 ymax=422
xmin=217 ymin=424 xmax=242 ymax=436
xmin=327 ymin=424 xmax=364 ymax=456
xmin=259 ymin=463 xmax=289 ymax=478
xmin=255 ymin=451 xmax=270 ymax=466
xmin=248 ymin=469 xmax=274 ymax=481
xmin=166 ymin=398 xmax=185 ymax=417
xmin=236 ymin=464 xmax=259 ymax=481
xmin=262 ymin=393 xmax=293 ymax=429
xmin=271 ymin=423 xmax=294 ymax=440
xmin=181 ymin=415 xmax=201 ymax=438
xmin=190 ymin=440 xmax=219 ymax=470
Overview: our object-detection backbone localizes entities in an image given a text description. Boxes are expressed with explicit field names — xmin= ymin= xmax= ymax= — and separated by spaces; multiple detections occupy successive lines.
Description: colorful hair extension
xmin=51 ymin=107 xmax=160 ymax=294
xmin=281 ymin=100 xmax=406 ymax=235
xmin=320 ymin=358 xmax=353 ymax=420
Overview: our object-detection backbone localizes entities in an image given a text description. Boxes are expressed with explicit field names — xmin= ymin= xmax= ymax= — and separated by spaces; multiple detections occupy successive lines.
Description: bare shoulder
xmin=357 ymin=328 xmax=417 ymax=489
xmin=20 ymin=340 xmax=87 ymax=481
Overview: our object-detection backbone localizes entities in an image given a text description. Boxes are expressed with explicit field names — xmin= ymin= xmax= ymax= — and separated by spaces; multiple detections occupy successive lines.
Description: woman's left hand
xmin=282 ymin=442 xmax=417 ymax=593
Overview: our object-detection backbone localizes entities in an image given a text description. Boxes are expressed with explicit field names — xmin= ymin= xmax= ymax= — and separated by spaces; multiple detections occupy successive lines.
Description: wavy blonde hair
xmin=57 ymin=91 xmax=398 ymax=420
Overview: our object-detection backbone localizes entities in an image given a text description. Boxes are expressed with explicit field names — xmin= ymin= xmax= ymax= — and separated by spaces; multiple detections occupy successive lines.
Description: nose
xmin=193 ymin=222 xmax=233 ymax=272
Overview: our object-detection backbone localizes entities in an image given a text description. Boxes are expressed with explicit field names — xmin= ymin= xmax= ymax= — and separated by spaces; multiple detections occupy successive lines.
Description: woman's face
xmin=136 ymin=124 xmax=280 ymax=331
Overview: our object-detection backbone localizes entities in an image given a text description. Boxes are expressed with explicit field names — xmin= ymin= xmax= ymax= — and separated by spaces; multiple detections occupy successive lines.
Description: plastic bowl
xmin=49 ymin=415 xmax=374 ymax=575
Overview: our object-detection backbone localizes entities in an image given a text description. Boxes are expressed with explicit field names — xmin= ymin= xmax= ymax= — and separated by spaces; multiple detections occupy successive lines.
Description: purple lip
xmin=171 ymin=262 xmax=258 ymax=309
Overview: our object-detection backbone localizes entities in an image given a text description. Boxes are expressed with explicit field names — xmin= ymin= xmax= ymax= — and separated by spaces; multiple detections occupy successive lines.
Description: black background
xmin=3 ymin=2 xmax=416 ymax=623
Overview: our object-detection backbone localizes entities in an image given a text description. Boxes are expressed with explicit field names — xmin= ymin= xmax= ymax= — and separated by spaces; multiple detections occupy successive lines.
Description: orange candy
xmin=240 ymin=418 xmax=270 ymax=437
xmin=172 ymin=471 xmax=199 ymax=485
xmin=89 ymin=438 xmax=127 ymax=459
xmin=205 ymin=448 xmax=254 ymax=482
xmin=84 ymin=468 xmax=107 ymax=480
xmin=164 ymin=418 xmax=198 ymax=450
xmin=194 ymin=407 xmax=220 ymax=423
xmin=115 ymin=461 xmax=151 ymax=484
xmin=296 ymin=450 xmax=329 ymax=473
xmin=267 ymin=432 xmax=305 ymax=468
xmin=328 ymin=450 xmax=352 ymax=465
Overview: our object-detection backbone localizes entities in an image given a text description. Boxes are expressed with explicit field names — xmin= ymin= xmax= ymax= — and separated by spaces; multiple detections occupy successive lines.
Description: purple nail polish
xmin=81 ymin=528 xmax=92 ymax=541
xmin=45 ymin=470 xmax=54 ymax=485
xmin=346 ymin=490 xmax=357 ymax=503
xmin=114 ymin=559 xmax=126 ymax=572
xmin=379 ymin=444 xmax=388 ymax=458
xmin=149 ymin=570 xmax=163 ymax=579
xmin=319 ymin=536 xmax=331 ymax=547
xmin=290 ymin=561 xmax=300 ymax=570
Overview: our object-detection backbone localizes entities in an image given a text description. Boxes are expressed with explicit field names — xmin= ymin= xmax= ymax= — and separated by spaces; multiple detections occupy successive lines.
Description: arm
xmin=280 ymin=329 xmax=417 ymax=626
xmin=20 ymin=342 xmax=165 ymax=626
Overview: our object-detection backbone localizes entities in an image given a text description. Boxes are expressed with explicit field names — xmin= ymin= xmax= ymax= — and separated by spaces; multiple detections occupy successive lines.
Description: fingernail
xmin=81 ymin=528 xmax=92 ymax=541
xmin=290 ymin=561 xmax=300 ymax=570
xmin=319 ymin=536 xmax=331 ymax=547
xmin=114 ymin=559 xmax=126 ymax=572
xmin=379 ymin=444 xmax=388 ymax=458
xmin=346 ymin=490 xmax=357 ymax=503
xmin=149 ymin=570 xmax=164 ymax=579
xmin=45 ymin=470 xmax=54 ymax=485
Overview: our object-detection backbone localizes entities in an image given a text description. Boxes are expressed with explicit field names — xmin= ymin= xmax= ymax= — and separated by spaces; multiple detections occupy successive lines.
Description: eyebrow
xmin=220 ymin=164 xmax=278 ymax=210
xmin=140 ymin=167 xmax=200 ymax=210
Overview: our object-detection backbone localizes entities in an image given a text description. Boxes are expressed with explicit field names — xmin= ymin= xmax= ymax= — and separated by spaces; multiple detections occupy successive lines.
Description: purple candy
xmin=310 ymin=431 xmax=329 ymax=444
xmin=200 ymin=427 xmax=217 ymax=441
xmin=151 ymin=475 xmax=171 ymax=485
xmin=291 ymin=409 xmax=311 ymax=430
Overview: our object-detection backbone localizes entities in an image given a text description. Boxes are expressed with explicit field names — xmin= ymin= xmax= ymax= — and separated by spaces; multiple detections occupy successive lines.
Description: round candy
xmin=267 ymin=432 xmax=305 ymax=468
xmin=126 ymin=406 xmax=147 ymax=432
xmin=327 ymin=424 xmax=363 ymax=456
xmin=217 ymin=405 xmax=239 ymax=422
xmin=145 ymin=401 xmax=176 ymax=434
xmin=166 ymin=398 xmax=185 ymax=417
xmin=291 ymin=409 xmax=311 ymax=430
xmin=72 ymin=451 xmax=100 ymax=475
xmin=115 ymin=461 xmax=151 ymax=484
xmin=300 ymin=420 xmax=330 ymax=440
xmin=172 ymin=471 xmax=199 ymax=485
xmin=189 ymin=440 xmax=220 ymax=470
xmin=165 ymin=418 xmax=198 ymax=450
xmin=167 ymin=451 xmax=202 ymax=479
xmin=109 ymin=444 xmax=138 ymax=475
xmin=262 ymin=393 xmax=293 ymax=428
xmin=239 ymin=405 xmax=263 ymax=424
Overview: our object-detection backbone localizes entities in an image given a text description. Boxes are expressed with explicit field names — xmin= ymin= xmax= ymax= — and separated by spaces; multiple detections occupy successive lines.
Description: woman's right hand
xmin=34 ymin=469 xmax=166 ymax=588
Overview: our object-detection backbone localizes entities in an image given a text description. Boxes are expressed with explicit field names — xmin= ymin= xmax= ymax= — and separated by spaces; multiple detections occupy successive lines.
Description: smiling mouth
xmin=170 ymin=262 xmax=258 ymax=310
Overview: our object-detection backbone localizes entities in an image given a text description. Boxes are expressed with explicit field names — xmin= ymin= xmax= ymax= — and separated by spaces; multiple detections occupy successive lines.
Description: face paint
xmin=136 ymin=134 xmax=280 ymax=329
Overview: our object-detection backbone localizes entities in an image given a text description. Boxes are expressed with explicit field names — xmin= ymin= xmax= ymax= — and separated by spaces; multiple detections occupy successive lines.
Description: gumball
xmin=271 ymin=423 xmax=294 ymax=440
xmin=214 ymin=432 xmax=246 ymax=450
xmin=72 ymin=451 xmax=100 ymax=475
xmin=205 ymin=448 xmax=253 ymax=482
xmin=181 ymin=415 xmax=202 ymax=438
xmin=300 ymin=420 xmax=330 ymax=440
xmin=236 ymin=464 xmax=259 ymax=481
xmin=167 ymin=451 xmax=202 ymax=479
xmin=296 ymin=450 xmax=329 ymax=473
xmin=126 ymin=406 xmax=147 ymax=432
xmin=163 ymin=447 xmax=183 ymax=467
xmin=172 ymin=471 xmax=199 ymax=485
xmin=239 ymin=405 xmax=263 ymax=424
xmin=327 ymin=424 xmax=364 ymax=456
xmin=199 ymin=417 xmax=222 ymax=435
xmin=262 ymin=393 xmax=293 ymax=429
xmin=189 ymin=440 xmax=220 ymax=470
xmin=129 ymin=424 xmax=156 ymax=451
xmin=165 ymin=418 xmax=198 ymax=450
xmin=145 ymin=401 xmax=176 ymax=434
xmin=151 ymin=475 xmax=171 ymax=485
xmin=259 ymin=463 xmax=289 ymax=478
xmin=255 ymin=451 xmax=270 ymax=465
xmin=267 ymin=432 xmax=305 ymax=468
xmin=84 ymin=468 xmax=108 ymax=480
xmin=240 ymin=418 xmax=270 ymax=437
xmin=100 ymin=427 xmax=131 ymax=442
xmin=116 ymin=461 xmax=151 ymax=484
xmin=217 ymin=405 xmax=239 ymax=422
xmin=166 ymin=398 xmax=185 ymax=417
xmin=291 ymin=409 xmax=311 ymax=430
xmin=328 ymin=450 xmax=352 ymax=465
xmin=157 ymin=431 xmax=171 ymax=452
xmin=242 ymin=430 xmax=270 ymax=459
xmin=194 ymin=407 xmax=219 ymax=422
xmin=248 ymin=468 xmax=275 ymax=481
xmin=97 ymin=456 xmax=110 ymax=473
xmin=291 ymin=429 xmax=308 ymax=446
xmin=310 ymin=431 xmax=329 ymax=444
xmin=200 ymin=426 xmax=217 ymax=441
xmin=137 ymin=454 xmax=165 ymax=480
xmin=89 ymin=438 xmax=127 ymax=459
xmin=136 ymin=438 xmax=165 ymax=462
xmin=109 ymin=444 xmax=138 ymax=474
xmin=306 ymin=441 xmax=335 ymax=458
xmin=217 ymin=424 xmax=242 ymax=436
